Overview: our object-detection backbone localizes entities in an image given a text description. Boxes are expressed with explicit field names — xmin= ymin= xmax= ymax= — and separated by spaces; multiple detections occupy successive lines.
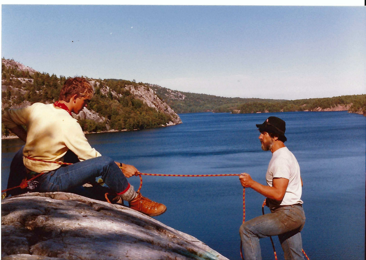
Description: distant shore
xmin=2 ymin=110 xmax=363 ymax=140
xmin=2 ymin=129 xmax=128 ymax=140
xmin=1 ymin=123 xmax=178 ymax=140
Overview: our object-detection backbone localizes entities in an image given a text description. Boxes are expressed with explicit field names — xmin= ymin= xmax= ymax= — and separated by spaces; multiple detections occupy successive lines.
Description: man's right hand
xmin=239 ymin=173 xmax=253 ymax=188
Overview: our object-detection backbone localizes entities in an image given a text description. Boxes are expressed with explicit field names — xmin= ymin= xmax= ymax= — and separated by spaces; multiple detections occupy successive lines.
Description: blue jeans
xmin=239 ymin=204 xmax=306 ymax=260
xmin=8 ymin=147 xmax=129 ymax=196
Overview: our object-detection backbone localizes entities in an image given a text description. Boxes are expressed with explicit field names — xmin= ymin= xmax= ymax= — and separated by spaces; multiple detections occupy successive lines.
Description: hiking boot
xmin=129 ymin=192 xmax=167 ymax=217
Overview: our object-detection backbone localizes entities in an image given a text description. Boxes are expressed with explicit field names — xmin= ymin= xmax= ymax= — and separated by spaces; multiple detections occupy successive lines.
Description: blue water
xmin=2 ymin=111 xmax=365 ymax=260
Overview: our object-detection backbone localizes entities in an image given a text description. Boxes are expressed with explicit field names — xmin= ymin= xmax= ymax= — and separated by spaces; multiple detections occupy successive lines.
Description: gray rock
xmin=2 ymin=254 xmax=65 ymax=260
xmin=72 ymin=107 xmax=107 ymax=124
xmin=2 ymin=59 xmax=38 ymax=75
xmin=2 ymin=192 xmax=228 ymax=260
xmin=126 ymin=85 xmax=182 ymax=125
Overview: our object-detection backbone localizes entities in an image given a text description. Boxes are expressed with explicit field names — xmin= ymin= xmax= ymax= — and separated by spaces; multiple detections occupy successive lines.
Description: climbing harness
xmin=1 ymin=171 xmax=47 ymax=194
xmin=1 ymin=156 xmax=73 ymax=195
xmin=2 ymin=158 xmax=309 ymax=260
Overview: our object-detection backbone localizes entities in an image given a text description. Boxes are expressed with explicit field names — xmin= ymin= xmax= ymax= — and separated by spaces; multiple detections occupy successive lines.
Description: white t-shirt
xmin=266 ymin=147 xmax=303 ymax=206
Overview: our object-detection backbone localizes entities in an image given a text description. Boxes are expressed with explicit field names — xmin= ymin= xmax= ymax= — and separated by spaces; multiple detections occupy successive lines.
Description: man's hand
xmin=239 ymin=173 xmax=253 ymax=188
xmin=239 ymin=173 xmax=289 ymax=201
xmin=117 ymin=162 xmax=139 ymax=178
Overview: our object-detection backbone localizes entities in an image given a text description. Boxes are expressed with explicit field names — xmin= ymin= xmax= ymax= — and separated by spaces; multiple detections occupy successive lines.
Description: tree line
xmin=2 ymin=60 xmax=171 ymax=136
xmin=237 ymin=95 xmax=366 ymax=115
xmin=149 ymin=85 xmax=273 ymax=113
xmin=150 ymin=84 xmax=365 ymax=115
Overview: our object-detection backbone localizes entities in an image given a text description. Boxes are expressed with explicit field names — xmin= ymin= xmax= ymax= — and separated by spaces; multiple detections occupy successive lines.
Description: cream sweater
xmin=3 ymin=103 xmax=101 ymax=172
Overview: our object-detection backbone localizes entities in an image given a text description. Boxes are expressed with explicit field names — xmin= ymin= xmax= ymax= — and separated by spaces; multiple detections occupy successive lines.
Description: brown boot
xmin=129 ymin=192 xmax=167 ymax=217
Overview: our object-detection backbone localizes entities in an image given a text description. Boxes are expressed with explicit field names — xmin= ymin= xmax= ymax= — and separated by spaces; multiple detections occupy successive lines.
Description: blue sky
xmin=2 ymin=4 xmax=365 ymax=100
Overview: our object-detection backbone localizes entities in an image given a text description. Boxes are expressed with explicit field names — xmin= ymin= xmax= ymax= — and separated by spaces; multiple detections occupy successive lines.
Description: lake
xmin=2 ymin=111 xmax=365 ymax=260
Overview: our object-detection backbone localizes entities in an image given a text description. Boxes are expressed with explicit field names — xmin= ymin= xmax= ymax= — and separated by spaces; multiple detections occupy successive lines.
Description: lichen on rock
xmin=2 ymin=192 xmax=228 ymax=260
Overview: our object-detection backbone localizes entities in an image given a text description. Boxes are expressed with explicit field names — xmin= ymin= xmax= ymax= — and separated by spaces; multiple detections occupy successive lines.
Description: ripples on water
xmin=2 ymin=112 xmax=365 ymax=260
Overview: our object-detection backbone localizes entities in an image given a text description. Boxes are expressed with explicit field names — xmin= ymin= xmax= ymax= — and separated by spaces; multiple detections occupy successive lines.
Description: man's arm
xmin=239 ymin=173 xmax=289 ymax=201
xmin=9 ymin=126 xmax=27 ymax=142
xmin=3 ymin=107 xmax=31 ymax=142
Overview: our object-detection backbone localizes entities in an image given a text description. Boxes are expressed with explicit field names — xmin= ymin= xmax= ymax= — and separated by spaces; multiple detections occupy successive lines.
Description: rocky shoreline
xmin=2 ymin=121 xmax=180 ymax=140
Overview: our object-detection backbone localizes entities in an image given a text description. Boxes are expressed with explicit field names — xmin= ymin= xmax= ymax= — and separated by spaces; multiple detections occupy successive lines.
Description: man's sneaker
xmin=129 ymin=192 xmax=167 ymax=216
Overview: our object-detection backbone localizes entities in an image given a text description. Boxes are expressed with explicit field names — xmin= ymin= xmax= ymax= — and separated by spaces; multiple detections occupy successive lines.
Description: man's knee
xmin=96 ymin=156 xmax=115 ymax=167
xmin=240 ymin=222 xmax=251 ymax=237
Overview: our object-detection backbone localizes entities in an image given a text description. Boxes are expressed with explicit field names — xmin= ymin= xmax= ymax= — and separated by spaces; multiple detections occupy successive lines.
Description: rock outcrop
xmin=72 ymin=107 xmax=107 ymax=124
xmin=2 ymin=192 xmax=227 ymax=260
xmin=2 ymin=59 xmax=37 ymax=75
xmin=125 ymin=85 xmax=182 ymax=125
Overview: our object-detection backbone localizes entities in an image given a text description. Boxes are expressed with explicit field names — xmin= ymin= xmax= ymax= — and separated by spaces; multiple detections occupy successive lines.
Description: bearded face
xmin=259 ymin=132 xmax=274 ymax=151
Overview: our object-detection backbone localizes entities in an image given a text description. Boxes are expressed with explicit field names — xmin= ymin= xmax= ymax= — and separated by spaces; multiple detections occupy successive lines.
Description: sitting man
xmin=3 ymin=77 xmax=166 ymax=217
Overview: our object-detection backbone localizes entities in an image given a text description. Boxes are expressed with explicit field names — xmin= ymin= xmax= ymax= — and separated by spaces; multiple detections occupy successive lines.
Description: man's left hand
xmin=119 ymin=163 xmax=139 ymax=178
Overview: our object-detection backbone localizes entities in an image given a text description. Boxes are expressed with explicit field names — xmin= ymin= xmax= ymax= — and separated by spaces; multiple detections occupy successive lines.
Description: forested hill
xmin=149 ymin=84 xmax=365 ymax=116
xmin=1 ymin=58 xmax=182 ymax=137
xmin=235 ymin=95 xmax=366 ymax=115
xmin=148 ymin=84 xmax=277 ymax=113
xmin=2 ymin=58 xmax=364 ymax=139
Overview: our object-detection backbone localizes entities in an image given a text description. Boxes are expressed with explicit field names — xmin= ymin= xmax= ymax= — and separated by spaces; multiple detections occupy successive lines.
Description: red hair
xmin=59 ymin=77 xmax=93 ymax=102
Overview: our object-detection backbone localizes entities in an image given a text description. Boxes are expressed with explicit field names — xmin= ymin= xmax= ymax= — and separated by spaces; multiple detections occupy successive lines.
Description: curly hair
xmin=59 ymin=77 xmax=93 ymax=102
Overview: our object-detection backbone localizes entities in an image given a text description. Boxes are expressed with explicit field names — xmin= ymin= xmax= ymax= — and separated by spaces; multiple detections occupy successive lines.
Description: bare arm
xmin=239 ymin=173 xmax=289 ymax=201
xmin=10 ymin=126 xmax=27 ymax=142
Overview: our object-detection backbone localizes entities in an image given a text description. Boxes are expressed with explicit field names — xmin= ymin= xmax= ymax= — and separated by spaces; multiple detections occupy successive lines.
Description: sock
xmin=117 ymin=184 xmax=137 ymax=202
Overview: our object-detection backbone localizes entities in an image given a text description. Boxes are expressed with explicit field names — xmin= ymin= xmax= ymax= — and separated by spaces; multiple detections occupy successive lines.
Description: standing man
xmin=3 ymin=77 xmax=166 ymax=217
xmin=239 ymin=116 xmax=305 ymax=260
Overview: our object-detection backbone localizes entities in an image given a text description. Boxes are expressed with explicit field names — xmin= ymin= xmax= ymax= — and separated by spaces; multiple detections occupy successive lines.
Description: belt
xmin=274 ymin=204 xmax=303 ymax=209
xmin=283 ymin=204 xmax=302 ymax=207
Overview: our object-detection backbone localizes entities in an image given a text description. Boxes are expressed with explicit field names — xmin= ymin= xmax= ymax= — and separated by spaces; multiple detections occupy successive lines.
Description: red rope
xmin=3 ymin=157 xmax=309 ymax=260
xmin=135 ymin=172 xmax=246 ymax=222
xmin=135 ymin=172 xmax=245 ymax=221
xmin=135 ymin=173 xmax=245 ymax=220
xmin=262 ymin=199 xmax=278 ymax=260
xmin=1 ymin=156 xmax=73 ymax=194
xmin=104 ymin=193 xmax=112 ymax=203
xmin=134 ymin=172 xmax=246 ymax=260
xmin=302 ymin=249 xmax=310 ymax=260
xmin=1 ymin=171 xmax=47 ymax=193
